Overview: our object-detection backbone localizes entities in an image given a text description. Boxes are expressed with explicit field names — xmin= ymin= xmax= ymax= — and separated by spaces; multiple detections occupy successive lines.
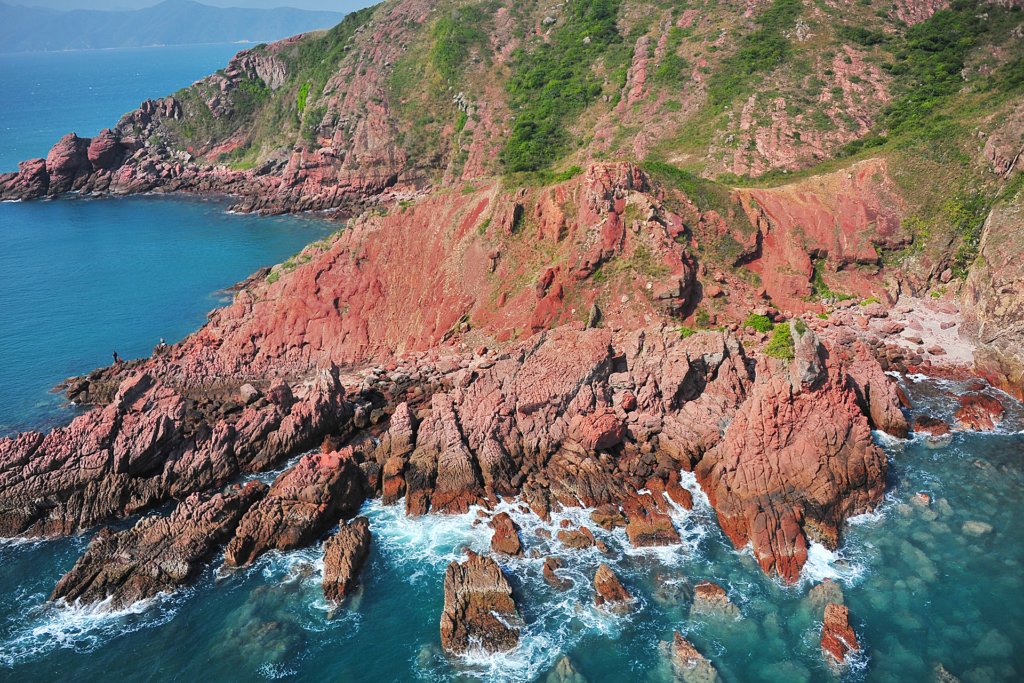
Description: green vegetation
xmin=837 ymin=25 xmax=886 ymax=46
xmin=764 ymin=323 xmax=795 ymax=359
xmin=744 ymin=313 xmax=775 ymax=333
xmin=429 ymin=4 xmax=493 ymax=84
xmin=860 ymin=296 xmax=881 ymax=305
xmin=707 ymin=0 xmax=803 ymax=107
xmin=297 ymin=82 xmax=311 ymax=113
xmin=808 ymin=261 xmax=855 ymax=301
xmin=503 ymin=0 xmax=628 ymax=171
xmin=676 ymin=326 xmax=698 ymax=338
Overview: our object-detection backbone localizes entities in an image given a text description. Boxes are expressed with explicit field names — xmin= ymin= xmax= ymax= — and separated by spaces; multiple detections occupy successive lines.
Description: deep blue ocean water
xmin=1 ymin=45 xmax=1023 ymax=683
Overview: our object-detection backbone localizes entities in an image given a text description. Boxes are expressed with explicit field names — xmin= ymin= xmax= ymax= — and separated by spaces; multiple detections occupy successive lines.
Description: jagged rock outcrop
xmin=696 ymin=324 xmax=888 ymax=582
xmin=440 ymin=551 xmax=521 ymax=655
xmin=489 ymin=512 xmax=523 ymax=556
xmin=51 ymin=482 xmax=266 ymax=611
xmin=821 ymin=602 xmax=860 ymax=666
xmin=593 ymin=563 xmax=632 ymax=612
xmin=0 ymin=365 xmax=353 ymax=539
xmin=322 ymin=516 xmax=372 ymax=603
xmin=846 ymin=340 xmax=909 ymax=438
xmin=691 ymin=580 xmax=739 ymax=618
xmin=224 ymin=449 xmax=364 ymax=567
xmin=954 ymin=393 xmax=1005 ymax=432
xmin=964 ymin=194 xmax=1024 ymax=400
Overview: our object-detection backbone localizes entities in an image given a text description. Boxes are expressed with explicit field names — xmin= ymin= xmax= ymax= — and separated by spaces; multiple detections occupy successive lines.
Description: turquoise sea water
xmin=1 ymin=45 xmax=1024 ymax=683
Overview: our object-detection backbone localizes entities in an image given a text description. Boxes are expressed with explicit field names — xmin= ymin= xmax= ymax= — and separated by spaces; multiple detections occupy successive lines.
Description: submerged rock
xmin=821 ymin=602 xmax=860 ymax=666
xmin=692 ymin=580 xmax=739 ymax=618
xmin=669 ymin=632 xmax=723 ymax=683
xmin=544 ymin=655 xmax=588 ymax=683
xmin=322 ymin=516 xmax=371 ymax=603
xmin=808 ymin=578 xmax=844 ymax=613
xmin=440 ymin=551 xmax=521 ymax=655
xmin=52 ymin=482 xmax=266 ymax=611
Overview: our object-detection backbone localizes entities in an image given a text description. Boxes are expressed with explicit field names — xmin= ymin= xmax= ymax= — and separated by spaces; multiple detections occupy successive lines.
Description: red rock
xmin=846 ymin=340 xmax=909 ymax=438
xmin=669 ymin=632 xmax=723 ymax=683
xmin=623 ymin=493 xmax=681 ymax=547
xmin=87 ymin=129 xmax=123 ymax=171
xmin=590 ymin=504 xmax=627 ymax=530
xmin=489 ymin=512 xmax=523 ymax=556
xmin=51 ymin=482 xmax=266 ymax=611
xmin=543 ymin=556 xmax=573 ymax=590
xmin=557 ymin=526 xmax=596 ymax=549
xmin=440 ymin=551 xmax=521 ymax=654
xmin=665 ymin=478 xmax=694 ymax=510
xmin=322 ymin=516 xmax=372 ymax=603
xmin=692 ymin=580 xmax=739 ymax=617
xmin=695 ymin=327 xmax=888 ymax=583
xmin=954 ymin=393 xmax=1005 ymax=431
xmin=224 ymin=449 xmax=364 ymax=567
xmin=706 ymin=285 xmax=723 ymax=298
xmin=821 ymin=602 xmax=860 ymax=665
xmin=593 ymin=563 xmax=631 ymax=611
xmin=568 ymin=408 xmax=627 ymax=451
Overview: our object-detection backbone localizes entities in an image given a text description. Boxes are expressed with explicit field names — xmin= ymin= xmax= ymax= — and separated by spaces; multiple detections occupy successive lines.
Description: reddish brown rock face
xmin=846 ymin=340 xmax=910 ymax=438
xmin=440 ymin=551 xmax=521 ymax=655
xmin=669 ymin=632 xmax=723 ymax=683
xmin=954 ymin=393 xmax=1005 ymax=432
xmin=821 ymin=602 xmax=860 ymax=666
xmin=224 ymin=449 xmax=364 ymax=567
xmin=322 ymin=516 xmax=372 ymax=603
xmin=593 ymin=564 xmax=632 ymax=612
xmin=51 ymin=482 xmax=266 ymax=611
xmin=696 ymin=326 xmax=888 ymax=583
xmin=692 ymin=580 xmax=739 ymax=618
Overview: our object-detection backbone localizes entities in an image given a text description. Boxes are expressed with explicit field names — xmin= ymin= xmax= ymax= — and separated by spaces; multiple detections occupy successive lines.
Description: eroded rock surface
xmin=440 ymin=551 xmax=521 ymax=654
xmin=668 ymin=632 xmax=723 ymax=683
xmin=821 ymin=602 xmax=860 ymax=666
xmin=322 ymin=516 xmax=372 ymax=603
xmin=52 ymin=482 xmax=265 ymax=611
xmin=593 ymin=563 xmax=632 ymax=612
xmin=224 ymin=449 xmax=364 ymax=567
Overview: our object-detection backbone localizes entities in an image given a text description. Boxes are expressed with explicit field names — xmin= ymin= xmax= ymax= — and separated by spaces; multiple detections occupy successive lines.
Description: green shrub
xmin=676 ymin=326 xmax=697 ymax=338
xmin=764 ymin=323 xmax=795 ymax=359
xmin=744 ymin=313 xmax=775 ymax=333
xmin=707 ymin=0 xmax=803 ymax=107
xmin=838 ymin=25 xmax=886 ymax=46
xmin=860 ymin=296 xmax=881 ymax=305
xmin=297 ymin=82 xmax=310 ymax=113
xmin=502 ymin=0 xmax=628 ymax=171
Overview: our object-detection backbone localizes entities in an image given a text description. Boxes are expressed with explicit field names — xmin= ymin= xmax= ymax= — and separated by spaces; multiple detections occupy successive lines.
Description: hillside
xmin=2 ymin=0 xmax=1023 ymax=395
xmin=0 ymin=0 xmax=348 ymax=52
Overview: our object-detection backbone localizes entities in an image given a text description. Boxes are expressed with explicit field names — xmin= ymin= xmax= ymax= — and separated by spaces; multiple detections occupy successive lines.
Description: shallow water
xmin=2 ymin=378 xmax=1022 ymax=683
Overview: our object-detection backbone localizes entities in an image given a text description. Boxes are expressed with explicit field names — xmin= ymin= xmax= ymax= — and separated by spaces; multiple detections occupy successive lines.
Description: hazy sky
xmin=8 ymin=0 xmax=376 ymax=12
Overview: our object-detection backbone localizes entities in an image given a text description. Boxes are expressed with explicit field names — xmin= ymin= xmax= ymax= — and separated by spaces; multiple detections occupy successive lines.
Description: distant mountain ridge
xmin=0 ymin=0 xmax=347 ymax=53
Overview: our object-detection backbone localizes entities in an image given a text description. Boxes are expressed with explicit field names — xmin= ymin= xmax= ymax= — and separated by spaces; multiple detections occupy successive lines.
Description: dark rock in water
xmin=821 ymin=602 xmax=860 ymax=666
xmin=954 ymin=393 xmax=1005 ymax=432
xmin=51 ymin=481 xmax=266 ymax=611
xmin=593 ymin=563 xmax=631 ymax=613
xmin=224 ymin=449 xmax=364 ymax=567
xmin=543 ymin=556 xmax=573 ymax=591
xmin=489 ymin=511 xmax=523 ymax=556
xmin=653 ymin=572 xmax=692 ymax=606
xmin=322 ymin=516 xmax=372 ymax=603
xmin=668 ymin=632 xmax=723 ymax=683
xmin=440 ymin=550 xmax=521 ymax=654
xmin=915 ymin=415 xmax=951 ymax=438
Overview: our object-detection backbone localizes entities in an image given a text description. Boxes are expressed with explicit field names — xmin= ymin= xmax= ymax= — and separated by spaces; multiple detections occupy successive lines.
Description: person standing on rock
xmin=112 ymin=351 xmax=122 ymax=364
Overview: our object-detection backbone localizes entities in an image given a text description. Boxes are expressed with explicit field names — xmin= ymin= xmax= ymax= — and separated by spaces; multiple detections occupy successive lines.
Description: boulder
xmin=557 ymin=526 xmax=596 ymax=549
xmin=593 ymin=563 xmax=631 ymax=612
xmin=821 ymin=602 xmax=860 ymax=666
xmin=915 ymin=415 xmax=951 ymax=438
xmin=440 ymin=551 xmax=521 ymax=654
xmin=954 ymin=393 xmax=1005 ymax=432
xmin=489 ymin=512 xmax=523 ymax=556
xmin=590 ymin=504 xmax=627 ymax=530
xmin=543 ymin=556 xmax=573 ymax=591
xmin=322 ymin=516 xmax=372 ymax=603
xmin=51 ymin=482 xmax=265 ymax=611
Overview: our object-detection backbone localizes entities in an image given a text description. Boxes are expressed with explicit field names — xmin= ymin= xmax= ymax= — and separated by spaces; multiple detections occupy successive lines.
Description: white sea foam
xmin=0 ymin=589 xmax=183 ymax=668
